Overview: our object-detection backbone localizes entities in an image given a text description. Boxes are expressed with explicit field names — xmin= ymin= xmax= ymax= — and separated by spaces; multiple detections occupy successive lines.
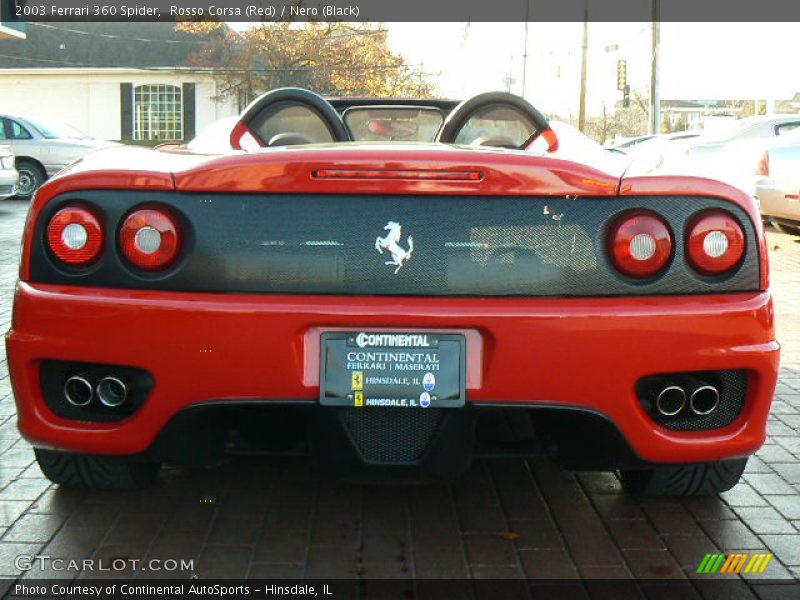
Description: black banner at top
xmin=5 ymin=0 xmax=800 ymax=22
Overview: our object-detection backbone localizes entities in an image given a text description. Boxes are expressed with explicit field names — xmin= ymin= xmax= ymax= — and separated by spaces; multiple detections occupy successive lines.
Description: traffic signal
xmin=623 ymin=85 xmax=631 ymax=108
xmin=617 ymin=60 xmax=627 ymax=91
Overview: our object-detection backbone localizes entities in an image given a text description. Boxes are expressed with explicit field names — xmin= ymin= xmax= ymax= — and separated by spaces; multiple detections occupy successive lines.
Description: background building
xmin=0 ymin=22 xmax=237 ymax=142
xmin=0 ymin=0 xmax=26 ymax=39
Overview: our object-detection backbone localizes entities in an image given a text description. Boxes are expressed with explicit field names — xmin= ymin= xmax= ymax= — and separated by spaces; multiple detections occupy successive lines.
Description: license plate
xmin=320 ymin=332 xmax=466 ymax=409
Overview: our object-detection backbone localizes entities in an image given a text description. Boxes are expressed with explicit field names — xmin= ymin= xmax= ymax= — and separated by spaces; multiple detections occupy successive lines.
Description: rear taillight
xmin=609 ymin=212 xmax=673 ymax=277
xmin=686 ymin=211 xmax=745 ymax=274
xmin=47 ymin=206 xmax=104 ymax=265
xmin=755 ymin=152 xmax=770 ymax=176
xmin=119 ymin=207 xmax=180 ymax=270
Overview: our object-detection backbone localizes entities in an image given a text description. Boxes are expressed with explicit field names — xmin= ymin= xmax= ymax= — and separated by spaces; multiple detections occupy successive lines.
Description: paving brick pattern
xmin=0 ymin=199 xmax=798 ymax=587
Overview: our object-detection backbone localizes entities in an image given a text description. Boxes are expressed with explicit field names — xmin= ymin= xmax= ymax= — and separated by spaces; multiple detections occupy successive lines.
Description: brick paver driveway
xmin=0 ymin=198 xmax=798 ymax=592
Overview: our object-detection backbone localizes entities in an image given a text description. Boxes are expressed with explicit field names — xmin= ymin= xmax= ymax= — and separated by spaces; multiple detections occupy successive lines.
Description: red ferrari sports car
xmin=5 ymin=89 xmax=779 ymax=494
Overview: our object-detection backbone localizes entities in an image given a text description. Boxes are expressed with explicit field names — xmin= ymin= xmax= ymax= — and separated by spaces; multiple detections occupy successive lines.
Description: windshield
xmin=453 ymin=105 xmax=536 ymax=147
xmin=344 ymin=107 xmax=444 ymax=142
xmin=779 ymin=126 xmax=800 ymax=142
xmin=26 ymin=116 xmax=91 ymax=140
xmin=614 ymin=135 xmax=655 ymax=149
xmin=696 ymin=118 xmax=761 ymax=143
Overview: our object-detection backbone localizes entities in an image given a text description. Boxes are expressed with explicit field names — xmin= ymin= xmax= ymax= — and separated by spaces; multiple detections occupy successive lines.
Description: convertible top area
xmin=229 ymin=88 xmax=559 ymax=150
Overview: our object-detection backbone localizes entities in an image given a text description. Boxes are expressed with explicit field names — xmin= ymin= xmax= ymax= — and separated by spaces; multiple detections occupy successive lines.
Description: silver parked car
xmin=755 ymin=127 xmax=800 ymax=236
xmin=0 ymin=115 xmax=118 ymax=198
xmin=685 ymin=115 xmax=800 ymax=194
xmin=0 ymin=145 xmax=18 ymax=200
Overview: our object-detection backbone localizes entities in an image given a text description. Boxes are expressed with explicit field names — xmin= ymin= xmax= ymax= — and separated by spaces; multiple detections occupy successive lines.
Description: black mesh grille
xmin=338 ymin=408 xmax=444 ymax=464
xmin=638 ymin=370 xmax=748 ymax=431
xmin=31 ymin=191 xmax=761 ymax=297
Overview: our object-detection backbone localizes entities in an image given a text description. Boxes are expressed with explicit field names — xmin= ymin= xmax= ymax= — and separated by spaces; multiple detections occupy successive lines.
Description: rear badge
xmin=423 ymin=372 xmax=436 ymax=392
xmin=375 ymin=221 xmax=413 ymax=274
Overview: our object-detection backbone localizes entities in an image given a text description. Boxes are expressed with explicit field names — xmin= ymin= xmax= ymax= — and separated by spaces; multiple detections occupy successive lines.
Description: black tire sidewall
xmin=771 ymin=219 xmax=800 ymax=236
xmin=34 ymin=448 xmax=161 ymax=490
xmin=15 ymin=160 xmax=45 ymax=199
xmin=620 ymin=458 xmax=748 ymax=497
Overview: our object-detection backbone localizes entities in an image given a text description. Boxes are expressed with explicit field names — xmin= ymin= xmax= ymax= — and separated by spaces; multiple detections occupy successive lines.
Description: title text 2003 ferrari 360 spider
xmin=5 ymin=89 xmax=779 ymax=495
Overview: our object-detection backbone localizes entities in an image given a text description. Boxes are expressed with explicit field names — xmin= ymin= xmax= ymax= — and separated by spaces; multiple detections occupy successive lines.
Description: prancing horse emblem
xmin=375 ymin=221 xmax=414 ymax=274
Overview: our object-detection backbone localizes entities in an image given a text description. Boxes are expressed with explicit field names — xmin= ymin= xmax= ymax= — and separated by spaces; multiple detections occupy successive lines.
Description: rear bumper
xmin=757 ymin=182 xmax=800 ymax=223
xmin=0 ymin=168 xmax=17 ymax=199
xmin=6 ymin=282 xmax=779 ymax=464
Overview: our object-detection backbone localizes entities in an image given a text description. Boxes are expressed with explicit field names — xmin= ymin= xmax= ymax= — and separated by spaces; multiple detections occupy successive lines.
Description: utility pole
xmin=578 ymin=0 xmax=589 ymax=132
xmin=650 ymin=0 xmax=661 ymax=134
xmin=521 ymin=0 xmax=530 ymax=98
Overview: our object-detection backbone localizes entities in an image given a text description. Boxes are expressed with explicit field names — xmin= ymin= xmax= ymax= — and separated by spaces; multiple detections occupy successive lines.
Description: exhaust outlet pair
xmin=64 ymin=376 xmax=128 ymax=408
xmin=655 ymin=382 xmax=720 ymax=417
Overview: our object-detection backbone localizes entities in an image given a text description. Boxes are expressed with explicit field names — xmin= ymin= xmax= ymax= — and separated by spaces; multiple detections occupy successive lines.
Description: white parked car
xmin=0 ymin=115 xmax=119 ymax=198
xmin=0 ymin=145 xmax=18 ymax=200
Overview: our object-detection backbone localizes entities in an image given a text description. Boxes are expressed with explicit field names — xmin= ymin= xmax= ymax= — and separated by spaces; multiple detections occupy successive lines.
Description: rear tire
xmin=771 ymin=219 xmax=800 ymax=236
xmin=619 ymin=458 xmax=747 ymax=497
xmin=14 ymin=159 xmax=46 ymax=199
xmin=34 ymin=448 xmax=161 ymax=490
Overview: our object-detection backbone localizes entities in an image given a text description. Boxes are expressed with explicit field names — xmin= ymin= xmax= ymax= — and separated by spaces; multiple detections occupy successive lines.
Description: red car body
xmin=4 ymin=92 xmax=780 ymax=492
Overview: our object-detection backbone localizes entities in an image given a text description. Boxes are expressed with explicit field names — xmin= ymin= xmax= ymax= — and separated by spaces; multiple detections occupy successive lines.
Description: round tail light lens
xmin=119 ymin=207 xmax=180 ymax=270
xmin=609 ymin=212 xmax=673 ymax=277
xmin=47 ymin=206 xmax=104 ymax=265
xmin=686 ymin=211 xmax=745 ymax=274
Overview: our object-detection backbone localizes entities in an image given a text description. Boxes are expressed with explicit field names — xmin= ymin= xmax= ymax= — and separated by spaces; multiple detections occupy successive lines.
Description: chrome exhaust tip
xmin=64 ymin=376 xmax=93 ymax=407
xmin=96 ymin=377 xmax=128 ymax=408
xmin=690 ymin=385 xmax=719 ymax=416
xmin=655 ymin=385 xmax=686 ymax=416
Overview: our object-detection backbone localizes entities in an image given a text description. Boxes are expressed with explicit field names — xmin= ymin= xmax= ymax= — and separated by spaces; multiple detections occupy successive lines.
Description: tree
xmin=584 ymin=89 xmax=650 ymax=144
xmin=177 ymin=22 xmax=438 ymax=109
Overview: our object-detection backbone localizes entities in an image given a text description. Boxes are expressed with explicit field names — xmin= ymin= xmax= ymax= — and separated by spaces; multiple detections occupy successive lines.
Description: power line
xmin=241 ymin=25 xmax=388 ymax=40
xmin=0 ymin=52 xmax=419 ymax=74
xmin=28 ymin=22 xmax=208 ymax=44
xmin=27 ymin=22 xmax=389 ymax=45
xmin=0 ymin=53 xmax=98 ymax=68
xmin=192 ymin=64 xmax=416 ymax=74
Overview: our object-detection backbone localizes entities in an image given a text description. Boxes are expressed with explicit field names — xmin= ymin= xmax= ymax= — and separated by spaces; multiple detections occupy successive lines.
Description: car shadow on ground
xmin=28 ymin=360 xmax=800 ymax=583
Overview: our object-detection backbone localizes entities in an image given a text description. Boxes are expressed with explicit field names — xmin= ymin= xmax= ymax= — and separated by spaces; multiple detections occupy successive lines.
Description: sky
xmin=385 ymin=22 xmax=799 ymax=117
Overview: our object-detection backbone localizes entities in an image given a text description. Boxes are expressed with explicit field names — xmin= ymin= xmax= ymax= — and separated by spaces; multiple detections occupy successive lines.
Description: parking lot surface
xmin=0 ymin=198 xmax=798 ymax=592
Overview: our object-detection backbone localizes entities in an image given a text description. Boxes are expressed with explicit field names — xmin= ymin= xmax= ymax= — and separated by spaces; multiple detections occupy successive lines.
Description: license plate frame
xmin=319 ymin=331 xmax=466 ymax=409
